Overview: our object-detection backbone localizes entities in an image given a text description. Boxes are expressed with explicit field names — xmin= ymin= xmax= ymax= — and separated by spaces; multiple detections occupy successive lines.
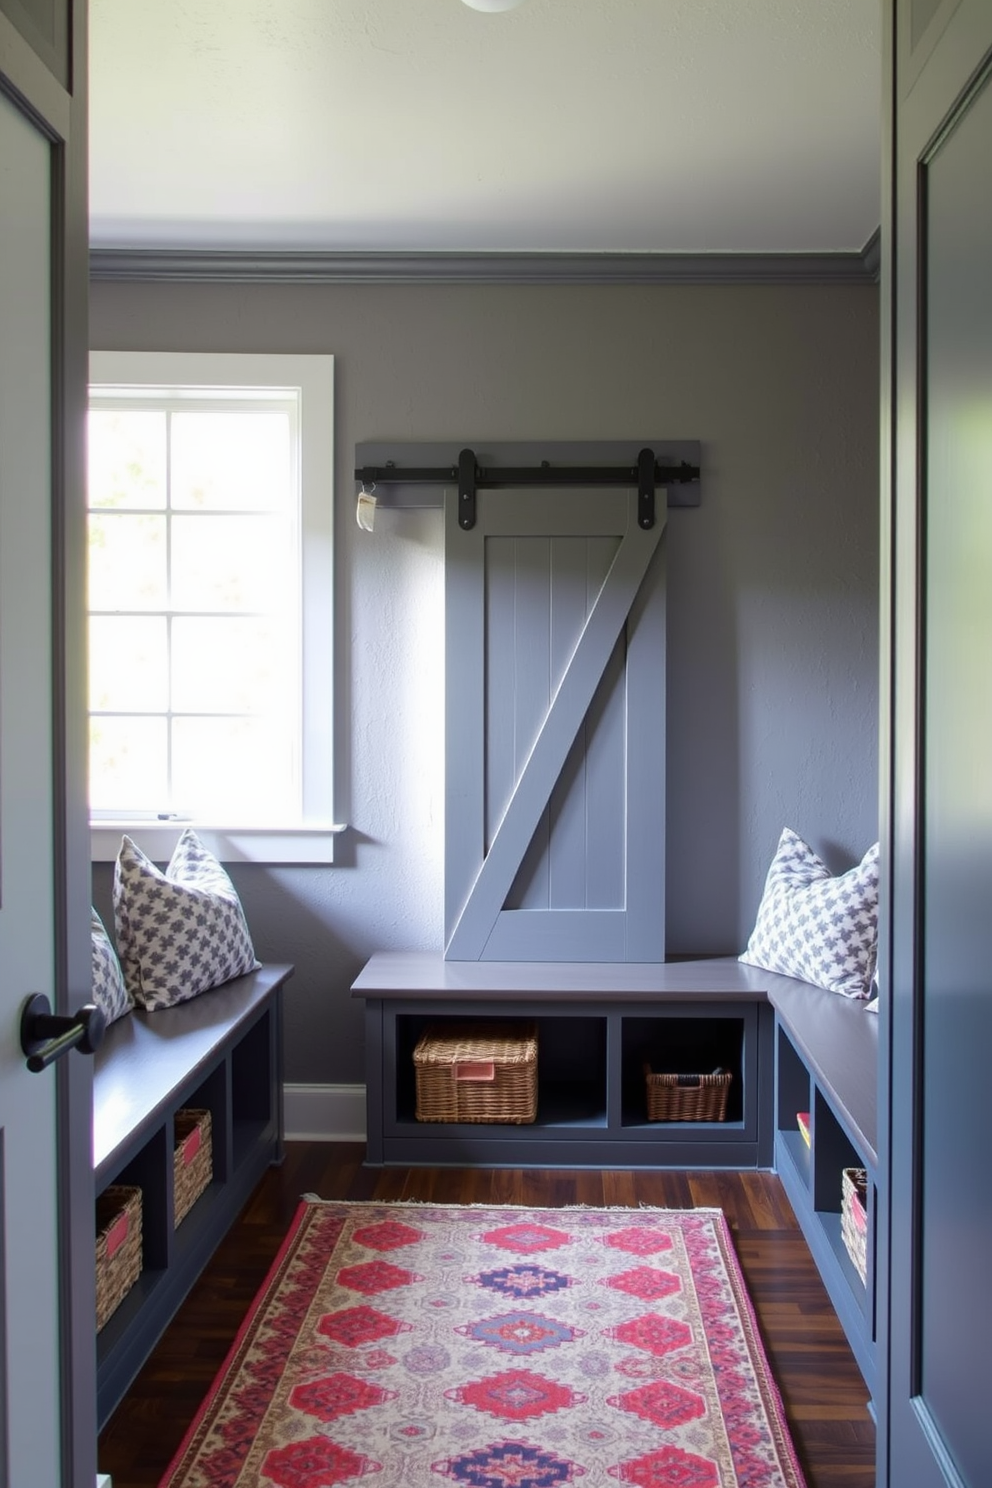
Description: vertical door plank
xmin=623 ymin=539 xmax=667 ymax=960
xmin=509 ymin=536 xmax=552 ymax=909
xmin=484 ymin=537 xmax=518 ymax=851
xmin=543 ymin=538 xmax=592 ymax=912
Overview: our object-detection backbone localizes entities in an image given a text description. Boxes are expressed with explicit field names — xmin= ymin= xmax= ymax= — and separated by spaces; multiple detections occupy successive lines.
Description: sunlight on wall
xmin=350 ymin=507 xmax=445 ymax=943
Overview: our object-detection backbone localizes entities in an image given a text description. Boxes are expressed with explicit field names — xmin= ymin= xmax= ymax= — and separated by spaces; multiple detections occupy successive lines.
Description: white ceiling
xmin=88 ymin=0 xmax=881 ymax=255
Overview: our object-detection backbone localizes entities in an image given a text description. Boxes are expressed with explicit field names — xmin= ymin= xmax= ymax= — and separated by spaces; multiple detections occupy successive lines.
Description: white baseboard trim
xmin=97 ymin=1475 xmax=113 ymax=1488
xmin=284 ymin=1083 xmax=366 ymax=1142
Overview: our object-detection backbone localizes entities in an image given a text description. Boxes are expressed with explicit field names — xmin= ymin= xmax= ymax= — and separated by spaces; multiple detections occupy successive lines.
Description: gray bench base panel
xmin=93 ymin=963 xmax=292 ymax=1431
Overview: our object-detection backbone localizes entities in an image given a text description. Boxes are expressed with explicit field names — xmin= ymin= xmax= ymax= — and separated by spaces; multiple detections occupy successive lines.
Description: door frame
xmin=879 ymin=2 xmax=992 ymax=1484
xmin=0 ymin=4 xmax=93 ymax=1484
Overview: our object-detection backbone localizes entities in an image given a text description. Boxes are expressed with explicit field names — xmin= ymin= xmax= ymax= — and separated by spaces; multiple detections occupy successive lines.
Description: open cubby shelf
xmin=389 ymin=1004 xmax=756 ymax=1149
xmin=769 ymin=980 xmax=878 ymax=1399
xmin=93 ymin=964 xmax=291 ymax=1431
xmin=621 ymin=1015 xmax=745 ymax=1126
xmin=354 ymin=954 xmax=775 ymax=1171
xmin=393 ymin=1012 xmax=610 ymax=1129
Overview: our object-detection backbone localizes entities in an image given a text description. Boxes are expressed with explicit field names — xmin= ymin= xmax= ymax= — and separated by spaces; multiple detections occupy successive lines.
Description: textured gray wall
xmin=89 ymin=279 xmax=879 ymax=1085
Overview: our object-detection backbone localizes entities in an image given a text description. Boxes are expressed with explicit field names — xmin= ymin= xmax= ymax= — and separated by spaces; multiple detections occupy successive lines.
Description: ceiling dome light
xmin=461 ymin=0 xmax=525 ymax=11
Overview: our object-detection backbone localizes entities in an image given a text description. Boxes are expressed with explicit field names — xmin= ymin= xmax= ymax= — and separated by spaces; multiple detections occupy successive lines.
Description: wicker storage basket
xmin=841 ymin=1166 xmax=869 ymax=1286
xmin=95 ymin=1185 xmax=142 ymax=1332
xmin=414 ymin=1023 xmax=538 ymax=1124
xmin=173 ymin=1109 xmax=213 ymax=1227
xmin=643 ymin=1064 xmax=732 ymax=1122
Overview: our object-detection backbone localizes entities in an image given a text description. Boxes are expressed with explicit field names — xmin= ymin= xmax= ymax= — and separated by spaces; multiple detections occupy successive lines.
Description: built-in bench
xmin=758 ymin=963 xmax=877 ymax=1395
xmin=93 ymin=962 xmax=293 ymax=1430
xmin=352 ymin=951 xmax=878 ymax=1392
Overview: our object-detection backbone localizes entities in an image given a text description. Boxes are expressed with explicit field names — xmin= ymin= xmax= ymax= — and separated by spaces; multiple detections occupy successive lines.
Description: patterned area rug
xmin=159 ymin=1201 xmax=806 ymax=1488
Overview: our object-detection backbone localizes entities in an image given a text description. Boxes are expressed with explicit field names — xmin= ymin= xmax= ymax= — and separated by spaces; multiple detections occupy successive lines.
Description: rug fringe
xmin=298 ymin=1195 xmax=725 ymax=1215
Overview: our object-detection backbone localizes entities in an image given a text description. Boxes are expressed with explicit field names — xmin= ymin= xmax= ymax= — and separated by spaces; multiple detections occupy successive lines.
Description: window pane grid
xmin=88 ymin=393 xmax=302 ymax=821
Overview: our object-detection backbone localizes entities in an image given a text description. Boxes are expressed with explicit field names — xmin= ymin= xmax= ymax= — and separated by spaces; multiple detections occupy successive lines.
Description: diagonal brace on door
xmin=445 ymin=490 xmax=665 ymax=959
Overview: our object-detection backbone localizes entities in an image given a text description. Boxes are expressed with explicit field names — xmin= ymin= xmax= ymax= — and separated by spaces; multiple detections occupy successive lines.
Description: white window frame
xmin=88 ymin=350 xmax=342 ymax=865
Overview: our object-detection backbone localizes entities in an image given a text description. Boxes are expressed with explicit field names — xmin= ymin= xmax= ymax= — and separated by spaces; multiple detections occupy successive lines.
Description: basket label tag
xmin=105 ymin=1211 xmax=129 ymax=1258
xmin=181 ymin=1127 xmax=202 ymax=1165
xmin=453 ymin=1061 xmax=495 ymax=1082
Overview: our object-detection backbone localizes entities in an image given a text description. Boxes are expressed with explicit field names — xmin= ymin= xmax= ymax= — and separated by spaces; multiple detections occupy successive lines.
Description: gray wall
xmin=89 ymin=278 xmax=880 ymax=1086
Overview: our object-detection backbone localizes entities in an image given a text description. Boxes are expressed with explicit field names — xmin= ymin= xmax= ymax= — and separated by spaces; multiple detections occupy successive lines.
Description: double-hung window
xmin=88 ymin=351 xmax=338 ymax=863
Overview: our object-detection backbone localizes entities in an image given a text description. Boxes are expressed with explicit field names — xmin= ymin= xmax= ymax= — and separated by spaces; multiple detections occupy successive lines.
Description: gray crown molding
xmin=89 ymin=240 xmax=882 ymax=287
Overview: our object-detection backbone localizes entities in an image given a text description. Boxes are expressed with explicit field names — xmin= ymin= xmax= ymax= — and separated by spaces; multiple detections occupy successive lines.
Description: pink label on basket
xmin=105 ymin=1212 xmax=129 ymax=1259
xmin=453 ymin=1061 xmax=495 ymax=1082
xmin=182 ymin=1127 xmax=201 ymax=1165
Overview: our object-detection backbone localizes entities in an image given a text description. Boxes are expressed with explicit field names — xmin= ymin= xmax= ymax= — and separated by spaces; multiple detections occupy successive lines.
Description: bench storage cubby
xmin=765 ymin=969 xmax=878 ymax=1397
xmin=354 ymin=954 xmax=775 ymax=1172
xmin=93 ymin=962 xmax=292 ymax=1429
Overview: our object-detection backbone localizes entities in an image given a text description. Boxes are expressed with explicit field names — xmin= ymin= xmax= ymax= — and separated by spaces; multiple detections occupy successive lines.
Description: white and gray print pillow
xmin=91 ymin=906 xmax=133 ymax=1025
xmin=113 ymin=829 xmax=259 ymax=1011
xmin=739 ymin=827 xmax=880 ymax=999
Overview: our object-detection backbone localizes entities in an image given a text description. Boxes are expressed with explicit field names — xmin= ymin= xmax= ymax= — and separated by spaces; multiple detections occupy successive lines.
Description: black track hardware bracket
xmin=458 ymin=447 xmax=477 ymax=531
xmin=354 ymin=441 xmax=701 ymax=532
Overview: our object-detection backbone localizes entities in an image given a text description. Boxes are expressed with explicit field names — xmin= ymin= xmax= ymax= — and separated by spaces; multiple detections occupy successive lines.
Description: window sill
xmin=90 ymin=821 xmax=348 ymax=866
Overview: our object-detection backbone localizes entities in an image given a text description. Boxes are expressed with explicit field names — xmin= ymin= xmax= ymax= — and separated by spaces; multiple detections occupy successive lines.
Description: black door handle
xmin=20 ymin=994 xmax=106 ymax=1073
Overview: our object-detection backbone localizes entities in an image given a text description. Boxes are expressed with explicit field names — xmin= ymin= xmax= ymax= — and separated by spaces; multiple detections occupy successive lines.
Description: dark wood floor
xmin=97 ymin=1145 xmax=876 ymax=1488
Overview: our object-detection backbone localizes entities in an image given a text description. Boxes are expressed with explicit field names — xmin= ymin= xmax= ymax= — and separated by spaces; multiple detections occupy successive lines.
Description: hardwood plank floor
xmin=97 ymin=1146 xmax=876 ymax=1487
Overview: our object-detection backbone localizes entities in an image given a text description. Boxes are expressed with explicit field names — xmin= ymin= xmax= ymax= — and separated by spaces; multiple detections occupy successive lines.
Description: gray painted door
xmin=0 ymin=88 xmax=62 ymax=1487
xmin=445 ymin=485 xmax=666 ymax=961
xmin=882 ymin=3 xmax=992 ymax=1485
xmin=0 ymin=3 xmax=93 ymax=1484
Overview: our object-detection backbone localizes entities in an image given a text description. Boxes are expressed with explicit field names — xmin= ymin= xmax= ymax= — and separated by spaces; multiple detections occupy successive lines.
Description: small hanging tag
xmin=357 ymin=490 xmax=377 ymax=532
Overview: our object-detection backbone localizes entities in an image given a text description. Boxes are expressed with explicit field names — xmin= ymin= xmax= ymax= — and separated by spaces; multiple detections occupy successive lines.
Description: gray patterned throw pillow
xmin=113 ymin=830 xmax=259 ymax=1011
xmin=739 ymin=827 xmax=879 ymax=999
xmin=91 ymin=906 xmax=133 ymax=1025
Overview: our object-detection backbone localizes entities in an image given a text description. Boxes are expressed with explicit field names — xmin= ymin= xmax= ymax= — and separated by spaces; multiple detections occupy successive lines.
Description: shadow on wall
xmin=665 ymin=498 xmax=741 ymax=955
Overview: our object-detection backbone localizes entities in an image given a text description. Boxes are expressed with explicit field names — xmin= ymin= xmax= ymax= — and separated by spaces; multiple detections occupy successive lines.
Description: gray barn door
xmin=445 ymin=485 xmax=665 ymax=961
xmin=0 ymin=2 xmax=92 ymax=1484
xmin=881 ymin=3 xmax=992 ymax=1485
